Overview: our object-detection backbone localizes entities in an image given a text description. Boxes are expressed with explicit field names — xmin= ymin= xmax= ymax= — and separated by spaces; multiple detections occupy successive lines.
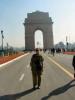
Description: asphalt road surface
xmin=0 ymin=52 xmax=75 ymax=100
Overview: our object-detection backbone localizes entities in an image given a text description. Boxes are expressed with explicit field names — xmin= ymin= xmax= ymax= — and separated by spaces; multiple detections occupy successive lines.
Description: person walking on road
xmin=72 ymin=55 xmax=75 ymax=78
xmin=30 ymin=48 xmax=44 ymax=89
xmin=51 ymin=48 xmax=55 ymax=56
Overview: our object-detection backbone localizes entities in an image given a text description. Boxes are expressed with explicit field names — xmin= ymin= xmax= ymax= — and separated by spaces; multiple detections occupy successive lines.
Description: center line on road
xmin=27 ymin=64 xmax=30 ymax=68
xmin=19 ymin=73 xmax=24 ymax=81
xmin=44 ymin=54 xmax=74 ymax=79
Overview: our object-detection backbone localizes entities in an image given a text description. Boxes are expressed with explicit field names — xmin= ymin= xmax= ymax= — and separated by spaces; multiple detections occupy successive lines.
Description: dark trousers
xmin=32 ymin=71 xmax=42 ymax=87
xmin=73 ymin=67 xmax=75 ymax=78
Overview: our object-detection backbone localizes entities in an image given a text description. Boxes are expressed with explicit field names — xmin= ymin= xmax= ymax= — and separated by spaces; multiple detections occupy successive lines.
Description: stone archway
xmin=24 ymin=11 xmax=54 ymax=50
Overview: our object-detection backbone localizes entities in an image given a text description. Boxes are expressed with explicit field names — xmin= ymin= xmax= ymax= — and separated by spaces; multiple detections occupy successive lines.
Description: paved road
xmin=0 ymin=52 xmax=75 ymax=100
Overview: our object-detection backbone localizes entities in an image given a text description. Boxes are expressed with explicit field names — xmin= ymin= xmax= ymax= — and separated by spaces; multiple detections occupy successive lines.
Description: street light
xmin=7 ymin=43 xmax=8 ymax=50
xmin=6 ymin=43 xmax=9 ymax=56
xmin=66 ymin=36 xmax=68 ymax=51
xmin=1 ymin=30 xmax=4 ymax=51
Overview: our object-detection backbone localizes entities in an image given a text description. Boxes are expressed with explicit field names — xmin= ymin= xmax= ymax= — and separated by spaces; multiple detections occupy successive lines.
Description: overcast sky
xmin=0 ymin=0 xmax=75 ymax=48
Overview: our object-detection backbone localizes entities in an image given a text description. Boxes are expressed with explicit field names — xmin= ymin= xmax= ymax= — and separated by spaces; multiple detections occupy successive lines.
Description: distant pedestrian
xmin=30 ymin=48 xmax=44 ymax=89
xmin=72 ymin=55 xmax=75 ymax=78
xmin=51 ymin=48 xmax=55 ymax=56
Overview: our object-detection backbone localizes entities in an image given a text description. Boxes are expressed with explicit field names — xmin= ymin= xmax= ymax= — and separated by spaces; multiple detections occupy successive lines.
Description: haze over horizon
xmin=0 ymin=0 xmax=75 ymax=48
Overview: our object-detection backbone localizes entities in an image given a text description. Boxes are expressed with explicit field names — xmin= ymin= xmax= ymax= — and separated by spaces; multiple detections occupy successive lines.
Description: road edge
xmin=0 ymin=53 xmax=29 ymax=68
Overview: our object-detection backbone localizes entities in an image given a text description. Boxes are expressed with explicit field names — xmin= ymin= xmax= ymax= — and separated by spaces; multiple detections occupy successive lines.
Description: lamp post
xmin=7 ymin=43 xmax=9 ymax=56
xmin=66 ymin=36 xmax=68 ymax=51
xmin=7 ymin=43 xmax=8 ymax=50
xmin=1 ymin=30 xmax=4 ymax=51
xmin=1 ymin=30 xmax=4 ymax=56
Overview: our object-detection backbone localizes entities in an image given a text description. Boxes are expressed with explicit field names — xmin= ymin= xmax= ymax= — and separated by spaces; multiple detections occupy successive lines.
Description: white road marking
xmin=19 ymin=73 xmax=25 ymax=81
xmin=0 ymin=53 xmax=29 ymax=68
xmin=44 ymin=54 xmax=74 ymax=79
xmin=27 ymin=64 xmax=30 ymax=68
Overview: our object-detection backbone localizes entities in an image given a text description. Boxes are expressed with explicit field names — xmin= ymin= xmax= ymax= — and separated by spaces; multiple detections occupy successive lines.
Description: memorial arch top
xmin=24 ymin=11 xmax=54 ymax=50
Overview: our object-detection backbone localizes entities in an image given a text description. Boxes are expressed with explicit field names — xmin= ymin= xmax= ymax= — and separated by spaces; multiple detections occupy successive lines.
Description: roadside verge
xmin=0 ymin=53 xmax=29 ymax=68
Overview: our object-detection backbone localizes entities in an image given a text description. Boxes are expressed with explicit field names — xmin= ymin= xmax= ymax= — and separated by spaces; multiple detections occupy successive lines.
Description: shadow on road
xmin=41 ymin=79 xmax=75 ymax=100
xmin=0 ymin=88 xmax=36 ymax=100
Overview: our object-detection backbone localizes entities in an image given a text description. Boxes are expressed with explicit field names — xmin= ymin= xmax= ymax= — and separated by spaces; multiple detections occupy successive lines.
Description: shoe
xmin=33 ymin=87 xmax=36 ymax=90
xmin=37 ymin=86 xmax=40 ymax=89
xmin=33 ymin=85 xmax=36 ymax=90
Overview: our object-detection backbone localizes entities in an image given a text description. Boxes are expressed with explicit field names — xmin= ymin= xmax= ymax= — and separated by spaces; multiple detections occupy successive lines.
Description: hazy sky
xmin=0 ymin=0 xmax=75 ymax=48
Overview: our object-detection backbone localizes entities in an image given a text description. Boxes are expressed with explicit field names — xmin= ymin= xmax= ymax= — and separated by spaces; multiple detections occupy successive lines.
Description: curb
xmin=0 ymin=53 xmax=29 ymax=68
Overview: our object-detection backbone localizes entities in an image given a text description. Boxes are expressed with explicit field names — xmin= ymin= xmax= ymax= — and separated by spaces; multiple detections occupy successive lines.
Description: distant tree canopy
xmin=55 ymin=42 xmax=65 ymax=49
xmin=55 ymin=41 xmax=75 ymax=51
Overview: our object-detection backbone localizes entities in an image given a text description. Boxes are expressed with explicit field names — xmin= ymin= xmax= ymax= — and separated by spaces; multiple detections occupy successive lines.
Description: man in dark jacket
xmin=30 ymin=48 xmax=44 ymax=89
xmin=72 ymin=55 xmax=75 ymax=78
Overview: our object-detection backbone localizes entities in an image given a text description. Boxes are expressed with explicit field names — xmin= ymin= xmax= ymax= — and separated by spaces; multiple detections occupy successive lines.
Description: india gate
xmin=24 ymin=11 xmax=54 ymax=50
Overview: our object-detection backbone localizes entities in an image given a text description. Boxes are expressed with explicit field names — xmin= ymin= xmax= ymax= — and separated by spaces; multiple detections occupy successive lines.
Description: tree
xmin=55 ymin=42 xmax=65 ymax=49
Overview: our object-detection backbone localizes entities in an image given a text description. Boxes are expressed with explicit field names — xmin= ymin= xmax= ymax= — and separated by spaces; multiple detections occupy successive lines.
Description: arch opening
xmin=34 ymin=30 xmax=44 ymax=49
